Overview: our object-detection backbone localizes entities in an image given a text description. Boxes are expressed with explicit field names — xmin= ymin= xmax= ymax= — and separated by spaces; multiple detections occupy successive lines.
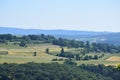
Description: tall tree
xmin=85 ymin=41 xmax=90 ymax=53
xmin=33 ymin=52 xmax=37 ymax=56
xmin=59 ymin=47 xmax=65 ymax=57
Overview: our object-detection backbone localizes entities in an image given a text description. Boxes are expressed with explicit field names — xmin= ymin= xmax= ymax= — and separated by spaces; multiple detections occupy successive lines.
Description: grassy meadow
xmin=0 ymin=42 xmax=120 ymax=66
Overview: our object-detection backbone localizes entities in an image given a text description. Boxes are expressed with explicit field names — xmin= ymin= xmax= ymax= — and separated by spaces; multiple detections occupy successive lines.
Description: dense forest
xmin=0 ymin=62 xmax=119 ymax=80
xmin=79 ymin=64 xmax=120 ymax=80
xmin=0 ymin=34 xmax=120 ymax=53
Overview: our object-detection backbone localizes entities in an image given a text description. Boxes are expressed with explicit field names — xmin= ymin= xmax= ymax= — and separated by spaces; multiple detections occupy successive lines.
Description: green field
xmin=0 ymin=43 xmax=120 ymax=66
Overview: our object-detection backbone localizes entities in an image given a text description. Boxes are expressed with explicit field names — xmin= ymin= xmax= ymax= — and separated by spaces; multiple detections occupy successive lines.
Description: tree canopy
xmin=0 ymin=62 xmax=116 ymax=80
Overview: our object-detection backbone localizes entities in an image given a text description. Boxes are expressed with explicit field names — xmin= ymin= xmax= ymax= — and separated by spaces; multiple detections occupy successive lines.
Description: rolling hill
xmin=0 ymin=27 xmax=111 ymax=35
xmin=0 ymin=27 xmax=120 ymax=46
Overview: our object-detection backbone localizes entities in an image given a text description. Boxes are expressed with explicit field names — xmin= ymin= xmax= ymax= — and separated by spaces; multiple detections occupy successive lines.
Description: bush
xmin=58 ymin=58 xmax=63 ymax=61
xmin=0 ymin=51 xmax=8 ymax=55
xmin=83 ymin=55 xmax=89 ymax=60
xmin=117 ymin=64 xmax=120 ymax=70
xmin=59 ymin=52 xmax=74 ymax=58
xmin=19 ymin=40 xmax=27 ymax=47
xmin=93 ymin=55 xmax=99 ymax=59
xmin=64 ymin=60 xmax=77 ymax=66
xmin=52 ymin=58 xmax=57 ymax=61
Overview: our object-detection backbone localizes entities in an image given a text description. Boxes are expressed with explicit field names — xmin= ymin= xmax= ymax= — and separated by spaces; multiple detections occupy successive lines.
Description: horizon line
xmin=0 ymin=26 xmax=119 ymax=33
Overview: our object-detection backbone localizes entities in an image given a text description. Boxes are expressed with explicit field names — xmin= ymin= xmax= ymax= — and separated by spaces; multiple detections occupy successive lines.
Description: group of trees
xmin=0 ymin=62 xmax=118 ymax=80
xmin=0 ymin=34 xmax=55 ymax=42
xmin=0 ymin=34 xmax=55 ymax=47
xmin=52 ymin=38 xmax=84 ymax=48
xmin=58 ymin=48 xmax=103 ymax=60
xmin=0 ymin=34 xmax=120 ymax=53
xmin=53 ymin=38 xmax=120 ymax=53
xmin=0 ymin=34 xmax=13 ymax=41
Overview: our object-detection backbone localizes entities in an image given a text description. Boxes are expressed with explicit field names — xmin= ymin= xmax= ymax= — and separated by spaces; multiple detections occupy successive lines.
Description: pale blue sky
xmin=0 ymin=0 xmax=120 ymax=32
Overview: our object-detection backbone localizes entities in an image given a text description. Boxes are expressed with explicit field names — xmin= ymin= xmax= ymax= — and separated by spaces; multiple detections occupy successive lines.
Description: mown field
xmin=0 ymin=43 xmax=62 ymax=63
xmin=0 ymin=43 xmax=120 ymax=66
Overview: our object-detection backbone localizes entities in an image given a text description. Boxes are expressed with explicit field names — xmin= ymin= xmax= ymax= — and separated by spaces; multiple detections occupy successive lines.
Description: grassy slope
xmin=0 ymin=43 xmax=120 ymax=66
xmin=0 ymin=43 xmax=64 ymax=63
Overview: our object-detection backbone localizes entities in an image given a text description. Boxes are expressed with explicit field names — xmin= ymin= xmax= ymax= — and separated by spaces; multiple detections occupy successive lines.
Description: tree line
xmin=52 ymin=38 xmax=120 ymax=53
xmin=0 ymin=34 xmax=120 ymax=53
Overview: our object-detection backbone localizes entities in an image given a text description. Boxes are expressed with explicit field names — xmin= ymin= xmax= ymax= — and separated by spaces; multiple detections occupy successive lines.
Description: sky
xmin=0 ymin=0 xmax=120 ymax=32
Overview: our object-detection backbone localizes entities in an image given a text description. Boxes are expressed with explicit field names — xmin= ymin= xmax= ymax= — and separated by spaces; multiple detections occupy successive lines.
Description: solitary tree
xmin=33 ymin=52 xmax=37 ymax=56
xmin=45 ymin=48 xmax=49 ymax=54
xmin=59 ymin=47 xmax=64 ymax=57
xmin=85 ymin=41 xmax=90 ymax=53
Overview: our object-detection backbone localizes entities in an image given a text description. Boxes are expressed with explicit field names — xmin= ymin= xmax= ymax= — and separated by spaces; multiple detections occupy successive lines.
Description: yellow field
xmin=106 ymin=56 xmax=120 ymax=61
xmin=0 ymin=44 xmax=65 ymax=63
